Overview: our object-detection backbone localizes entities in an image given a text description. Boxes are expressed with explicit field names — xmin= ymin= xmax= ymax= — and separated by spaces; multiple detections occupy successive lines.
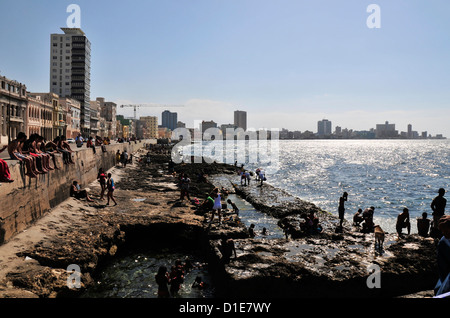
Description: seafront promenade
xmin=0 ymin=139 xmax=153 ymax=244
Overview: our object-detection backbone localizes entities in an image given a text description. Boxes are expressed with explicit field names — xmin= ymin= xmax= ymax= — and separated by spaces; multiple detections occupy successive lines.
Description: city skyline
xmin=1 ymin=1 xmax=449 ymax=136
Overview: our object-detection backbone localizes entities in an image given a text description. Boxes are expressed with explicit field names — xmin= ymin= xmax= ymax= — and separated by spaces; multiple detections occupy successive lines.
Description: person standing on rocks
xmin=106 ymin=173 xmax=117 ymax=206
xmin=338 ymin=192 xmax=348 ymax=227
xmin=115 ymin=150 xmax=121 ymax=166
xmin=179 ymin=174 xmax=191 ymax=201
xmin=259 ymin=169 xmax=266 ymax=186
xmin=431 ymin=188 xmax=447 ymax=235
xmin=209 ymin=188 xmax=223 ymax=226
xmin=155 ymin=266 xmax=170 ymax=298
xmin=97 ymin=168 xmax=107 ymax=200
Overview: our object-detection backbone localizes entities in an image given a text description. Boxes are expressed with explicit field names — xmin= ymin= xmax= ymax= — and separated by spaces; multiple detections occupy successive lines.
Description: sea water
xmin=238 ymin=139 xmax=450 ymax=234
xmin=81 ymin=250 xmax=215 ymax=298
xmin=189 ymin=139 xmax=450 ymax=234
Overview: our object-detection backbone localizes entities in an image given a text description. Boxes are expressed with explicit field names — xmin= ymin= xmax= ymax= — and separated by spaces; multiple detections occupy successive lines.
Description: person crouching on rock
xmin=70 ymin=181 xmax=94 ymax=202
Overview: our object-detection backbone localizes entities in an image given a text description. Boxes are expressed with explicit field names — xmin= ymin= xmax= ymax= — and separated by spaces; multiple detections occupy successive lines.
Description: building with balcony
xmin=26 ymin=95 xmax=43 ymax=138
xmin=89 ymin=99 xmax=100 ymax=137
xmin=31 ymin=92 xmax=65 ymax=139
xmin=96 ymin=97 xmax=117 ymax=139
xmin=139 ymin=116 xmax=158 ymax=139
xmin=0 ymin=76 xmax=27 ymax=143
xmin=59 ymin=96 xmax=80 ymax=139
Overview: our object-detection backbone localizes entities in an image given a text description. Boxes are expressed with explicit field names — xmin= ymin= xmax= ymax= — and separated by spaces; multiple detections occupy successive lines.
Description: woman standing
xmin=106 ymin=173 xmax=117 ymax=206
xmin=209 ymin=188 xmax=222 ymax=226
xmin=155 ymin=266 xmax=170 ymax=298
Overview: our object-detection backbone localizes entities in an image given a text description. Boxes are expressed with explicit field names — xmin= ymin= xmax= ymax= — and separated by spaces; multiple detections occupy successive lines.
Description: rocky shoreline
xmin=0 ymin=149 xmax=439 ymax=298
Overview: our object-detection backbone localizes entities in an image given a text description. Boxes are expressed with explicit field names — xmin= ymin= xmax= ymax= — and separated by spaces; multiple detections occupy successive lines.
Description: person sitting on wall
xmin=70 ymin=180 xmax=94 ymax=202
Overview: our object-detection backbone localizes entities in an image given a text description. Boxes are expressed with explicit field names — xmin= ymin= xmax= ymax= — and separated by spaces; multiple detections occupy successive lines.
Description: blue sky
xmin=1 ymin=0 xmax=449 ymax=136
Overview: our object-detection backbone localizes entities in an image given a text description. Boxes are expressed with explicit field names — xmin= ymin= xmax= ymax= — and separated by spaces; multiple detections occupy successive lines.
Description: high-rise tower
xmin=234 ymin=110 xmax=247 ymax=131
xmin=50 ymin=28 xmax=91 ymax=136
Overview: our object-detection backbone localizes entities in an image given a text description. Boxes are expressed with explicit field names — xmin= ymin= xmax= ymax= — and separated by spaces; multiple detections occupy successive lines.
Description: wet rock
xmin=206 ymin=174 xmax=439 ymax=298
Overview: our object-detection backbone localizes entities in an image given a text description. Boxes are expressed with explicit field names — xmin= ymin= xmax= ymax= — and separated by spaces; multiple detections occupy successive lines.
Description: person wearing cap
xmin=434 ymin=215 xmax=450 ymax=296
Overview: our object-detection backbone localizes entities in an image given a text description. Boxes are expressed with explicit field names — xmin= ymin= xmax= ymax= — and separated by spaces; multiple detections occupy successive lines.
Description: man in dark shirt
xmin=431 ymin=188 xmax=447 ymax=225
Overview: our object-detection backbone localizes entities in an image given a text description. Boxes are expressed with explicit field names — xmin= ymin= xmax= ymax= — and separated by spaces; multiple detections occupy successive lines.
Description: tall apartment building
xmin=50 ymin=28 xmax=91 ymax=136
xmin=234 ymin=110 xmax=247 ymax=131
xmin=317 ymin=119 xmax=332 ymax=136
xmin=162 ymin=110 xmax=177 ymax=131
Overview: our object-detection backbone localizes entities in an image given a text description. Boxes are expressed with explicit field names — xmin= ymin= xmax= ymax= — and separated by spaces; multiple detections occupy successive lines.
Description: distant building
xmin=50 ymin=28 xmax=91 ymax=136
xmin=407 ymin=124 xmax=413 ymax=139
xmin=26 ymin=94 xmax=45 ymax=138
xmin=139 ymin=116 xmax=158 ymax=139
xmin=59 ymin=96 xmax=81 ymax=139
xmin=234 ymin=110 xmax=247 ymax=131
xmin=162 ymin=110 xmax=177 ymax=131
xmin=0 ymin=76 xmax=27 ymax=143
xmin=31 ymin=92 xmax=64 ymax=139
xmin=96 ymin=97 xmax=117 ymax=139
xmin=89 ymin=99 xmax=100 ymax=137
xmin=201 ymin=120 xmax=217 ymax=133
xmin=376 ymin=121 xmax=398 ymax=138
xmin=220 ymin=123 xmax=238 ymax=139
xmin=317 ymin=119 xmax=332 ymax=136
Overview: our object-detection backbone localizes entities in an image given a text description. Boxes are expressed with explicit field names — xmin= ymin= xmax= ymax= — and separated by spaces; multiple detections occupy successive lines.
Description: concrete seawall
xmin=0 ymin=140 xmax=152 ymax=245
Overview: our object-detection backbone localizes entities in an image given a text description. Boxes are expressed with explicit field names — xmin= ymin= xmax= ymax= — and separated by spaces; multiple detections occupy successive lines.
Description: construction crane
xmin=120 ymin=104 xmax=184 ymax=120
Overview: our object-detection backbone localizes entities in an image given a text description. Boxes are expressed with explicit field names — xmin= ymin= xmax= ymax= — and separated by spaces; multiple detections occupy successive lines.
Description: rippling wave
xmin=186 ymin=139 xmax=450 ymax=234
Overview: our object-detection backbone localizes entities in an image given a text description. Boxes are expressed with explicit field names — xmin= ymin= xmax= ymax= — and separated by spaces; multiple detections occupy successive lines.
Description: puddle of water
xmin=132 ymin=198 xmax=146 ymax=202
xmin=283 ymin=242 xmax=315 ymax=260
xmin=81 ymin=251 xmax=214 ymax=298
xmin=224 ymin=194 xmax=284 ymax=239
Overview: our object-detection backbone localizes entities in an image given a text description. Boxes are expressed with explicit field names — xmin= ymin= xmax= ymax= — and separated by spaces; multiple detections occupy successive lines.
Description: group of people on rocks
xmin=69 ymin=168 xmax=117 ymax=206
xmin=236 ymin=165 xmax=266 ymax=187
xmin=338 ymin=188 xmax=447 ymax=240
xmin=155 ymin=258 xmax=208 ymax=298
